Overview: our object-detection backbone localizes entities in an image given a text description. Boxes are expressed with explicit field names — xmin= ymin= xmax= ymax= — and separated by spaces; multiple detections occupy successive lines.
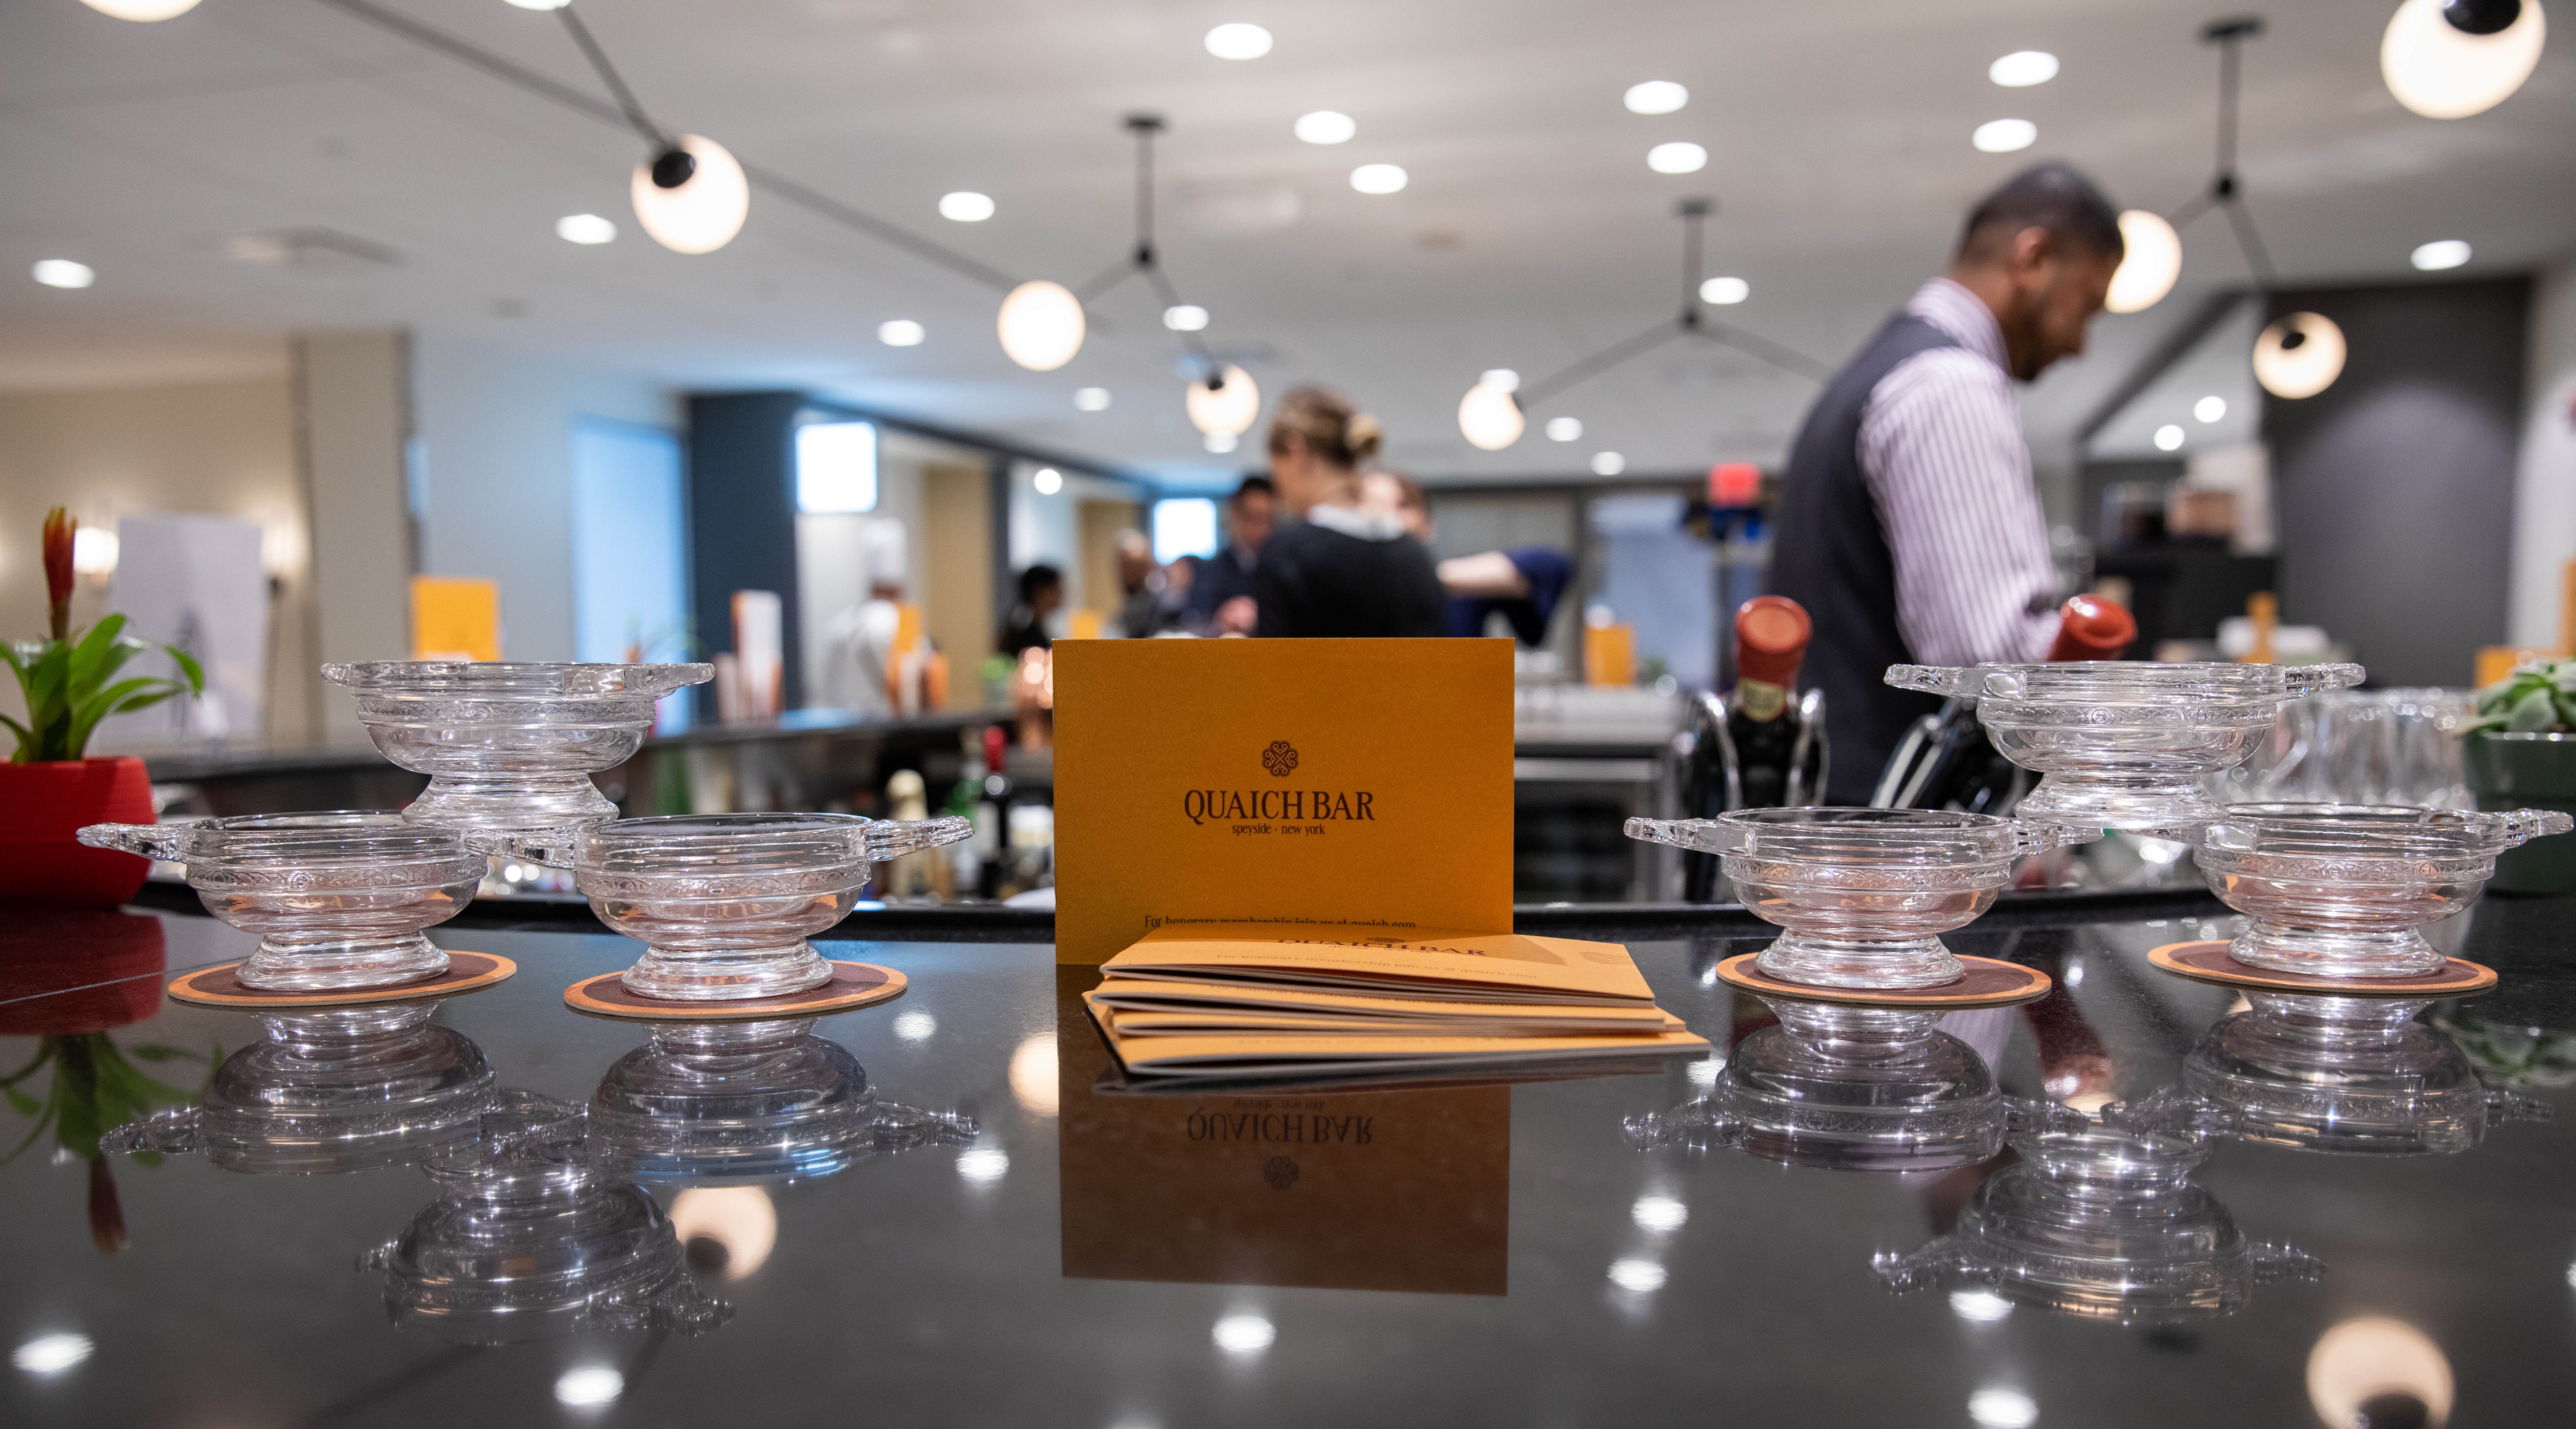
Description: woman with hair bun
xmin=1253 ymin=386 xmax=1444 ymax=638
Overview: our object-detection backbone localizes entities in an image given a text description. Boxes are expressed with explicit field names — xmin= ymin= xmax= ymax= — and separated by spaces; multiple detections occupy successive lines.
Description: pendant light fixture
xmin=1187 ymin=365 xmax=1262 ymax=439
xmin=2106 ymin=209 xmax=2183 ymax=314
xmin=2381 ymin=0 xmax=2546 ymax=118
xmin=1452 ymin=199 xmax=1829 ymax=453
xmin=998 ymin=281 xmax=1088 ymax=371
xmin=2252 ymin=311 xmax=2346 ymax=399
xmin=541 ymin=4 xmax=749 ymax=255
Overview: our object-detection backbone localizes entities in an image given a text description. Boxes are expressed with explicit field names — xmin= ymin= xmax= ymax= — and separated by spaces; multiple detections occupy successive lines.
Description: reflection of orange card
xmin=1054 ymin=640 xmax=1513 ymax=966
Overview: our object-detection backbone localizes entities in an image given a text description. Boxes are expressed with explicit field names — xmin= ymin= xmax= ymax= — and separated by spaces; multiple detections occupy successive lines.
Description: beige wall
xmin=0 ymin=375 xmax=318 ymax=747
xmin=922 ymin=459 xmax=996 ymax=683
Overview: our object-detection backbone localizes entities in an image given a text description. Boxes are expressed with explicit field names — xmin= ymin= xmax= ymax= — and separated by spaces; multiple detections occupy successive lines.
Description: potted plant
xmin=2459 ymin=657 xmax=2576 ymax=894
xmin=1 ymin=507 xmax=202 ymax=906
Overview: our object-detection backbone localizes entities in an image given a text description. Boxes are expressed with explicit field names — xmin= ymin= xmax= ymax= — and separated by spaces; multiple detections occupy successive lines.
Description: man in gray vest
xmin=1769 ymin=162 xmax=2124 ymax=803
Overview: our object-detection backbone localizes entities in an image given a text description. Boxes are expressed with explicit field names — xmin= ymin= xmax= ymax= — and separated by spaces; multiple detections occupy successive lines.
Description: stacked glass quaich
xmin=1882 ymin=661 xmax=2364 ymax=831
xmin=2189 ymin=803 xmax=2570 ymax=977
xmin=79 ymin=812 xmax=486 ymax=991
xmin=1626 ymin=808 xmax=2070 ymax=988
xmin=323 ymin=661 xmax=711 ymax=832
xmin=519 ymin=812 xmax=971 ymax=1000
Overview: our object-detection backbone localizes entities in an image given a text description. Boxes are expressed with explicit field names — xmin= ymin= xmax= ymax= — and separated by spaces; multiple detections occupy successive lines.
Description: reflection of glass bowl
xmin=1626 ymin=809 xmax=2063 ymax=987
xmin=526 ymin=813 xmax=970 ymax=1000
xmin=2193 ymin=804 xmax=2570 ymax=977
xmin=80 ymin=813 xmax=484 ymax=991
xmin=100 ymin=1005 xmax=494 ymax=1174
xmin=1884 ymin=662 xmax=2363 ymax=831
xmin=322 ymin=661 xmax=712 ymax=832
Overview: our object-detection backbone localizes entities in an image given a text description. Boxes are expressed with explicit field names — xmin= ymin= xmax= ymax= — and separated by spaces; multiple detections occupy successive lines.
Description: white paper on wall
xmin=96 ymin=513 xmax=269 ymax=749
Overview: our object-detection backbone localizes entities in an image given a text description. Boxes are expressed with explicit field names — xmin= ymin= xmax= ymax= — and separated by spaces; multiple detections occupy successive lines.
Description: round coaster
xmin=2147 ymin=941 xmax=2497 ymax=998
xmin=168 ymin=952 xmax=515 ymax=1009
xmin=1713 ymin=952 xmax=2052 ymax=1008
xmin=564 ymin=960 xmax=907 ymax=1021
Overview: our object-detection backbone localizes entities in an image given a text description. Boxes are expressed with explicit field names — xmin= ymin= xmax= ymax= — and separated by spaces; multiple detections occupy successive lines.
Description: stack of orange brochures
xmin=1082 ymin=923 xmax=1709 ymax=1080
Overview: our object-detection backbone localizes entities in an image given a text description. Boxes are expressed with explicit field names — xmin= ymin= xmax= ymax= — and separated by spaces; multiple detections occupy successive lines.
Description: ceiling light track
xmin=2165 ymin=17 xmax=2277 ymax=290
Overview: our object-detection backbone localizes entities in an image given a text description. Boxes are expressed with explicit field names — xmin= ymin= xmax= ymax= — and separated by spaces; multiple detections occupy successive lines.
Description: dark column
xmin=687 ymin=391 xmax=807 ymax=714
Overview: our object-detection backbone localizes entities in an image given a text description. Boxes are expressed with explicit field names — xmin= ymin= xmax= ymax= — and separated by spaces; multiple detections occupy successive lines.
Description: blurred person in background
xmin=1360 ymin=470 xmax=1431 ymax=540
xmin=1370 ymin=470 xmax=1577 ymax=647
xmin=999 ymin=564 xmax=1061 ymax=657
xmin=1255 ymin=388 xmax=1442 ymax=638
xmin=1113 ymin=530 xmax=1186 ymax=638
xmin=1187 ymin=475 xmax=1277 ymax=636
xmin=1769 ymin=161 xmax=2122 ymax=802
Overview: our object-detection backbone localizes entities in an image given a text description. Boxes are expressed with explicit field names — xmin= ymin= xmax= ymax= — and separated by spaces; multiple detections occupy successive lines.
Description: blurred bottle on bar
xmin=1679 ymin=596 xmax=1828 ymax=901
xmin=1875 ymin=595 xmax=2135 ymax=816
xmin=2048 ymin=593 xmax=2139 ymax=663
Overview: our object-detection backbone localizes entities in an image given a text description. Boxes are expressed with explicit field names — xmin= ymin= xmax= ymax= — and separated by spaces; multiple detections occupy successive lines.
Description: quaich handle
xmin=2279 ymin=663 xmax=2366 ymax=696
xmin=77 ymin=822 xmax=192 ymax=861
xmin=1623 ymin=817 xmax=1750 ymax=857
xmin=863 ymin=816 xmax=974 ymax=861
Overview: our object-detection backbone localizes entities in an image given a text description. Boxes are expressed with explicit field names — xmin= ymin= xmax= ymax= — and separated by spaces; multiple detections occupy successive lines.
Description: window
xmin=795 ymin=421 xmax=877 ymax=513
xmin=1152 ymin=497 xmax=1220 ymax=565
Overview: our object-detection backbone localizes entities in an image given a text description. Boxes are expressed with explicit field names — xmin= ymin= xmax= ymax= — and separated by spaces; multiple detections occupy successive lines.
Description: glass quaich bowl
xmin=522 ymin=812 xmax=972 ymax=1001
xmin=1883 ymin=661 xmax=2365 ymax=831
xmin=2191 ymin=803 xmax=2571 ymax=977
xmin=322 ymin=661 xmax=713 ymax=832
xmin=79 ymin=812 xmax=485 ymax=991
xmin=1626 ymin=809 xmax=2068 ymax=988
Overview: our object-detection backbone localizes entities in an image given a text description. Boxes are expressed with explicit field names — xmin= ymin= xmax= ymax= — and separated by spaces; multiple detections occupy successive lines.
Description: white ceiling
xmin=2 ymin=0 xmax=2570 ymax=487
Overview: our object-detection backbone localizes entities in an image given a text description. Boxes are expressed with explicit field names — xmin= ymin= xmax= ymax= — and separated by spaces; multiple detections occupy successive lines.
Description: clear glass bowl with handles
xmin=1881 ymin=661 xmax=2366 ymax=832
xmin=508 ymin=812 xmax=973 ymax=1001
xmin=1625 ymin=808 xmax=2076 ymax=988
xmin=322 ymin=661 xmax=713 ymax=832
xmin=79 ymin=812 xmax=488 ymax=991
xmin=2189 ymin=803 xmax=2573 ymax=977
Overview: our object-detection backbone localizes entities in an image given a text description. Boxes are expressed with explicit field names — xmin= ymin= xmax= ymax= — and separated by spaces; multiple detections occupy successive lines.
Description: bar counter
xmin=4 ymin=893 xmax=2570 ymax=1426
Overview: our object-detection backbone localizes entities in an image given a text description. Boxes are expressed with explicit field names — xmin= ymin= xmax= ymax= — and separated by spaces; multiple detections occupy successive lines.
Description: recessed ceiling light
xmin=1204 ymin=23 xmax=1272 ymax=59
xmin=2154 ymin=424 xmax=2185 ymax=451
xmin=31 ymin=260 xmax=94 ymax=289
xmin=78 ymin=0 xmax=200 ymax=18
xmin=1033 ymin=468 xmax=1065 ymax=494
xmin=1295 ymin=110 xmax=1355 ymax=144
xmin=1973 ymin=118 xmax=2038 ymax=152
xmin=1074 ymin=387 xmax=1112 ymax=411
xmin=1479 ymin=368 xmax=1520 ymax=393
xmin=2411 ymin=238 xmax=2471 ymax=270
xmin=877 ymin=319 xmax=925 ymax=347
xmin=2194 ymin=395 xmax=2227 ymax=423
xmin=555 ymin=213 xmax=616 ymax=244
xmin=1591 ymin=451 xmax=1626 ymax=476
xmin=1350 ymin=163 xmax=1407 ymax=194
xmin=1989 ymin=51 xmax=2059 ymax=87
xmin=1546 ymin=416 xmax=1583 ymax=442
xmin=1163 ymin=304 xmax=1209 ymax=332
xmin=939 ymin=191 xmax=995 ymax=222
xmin=1700 ymin=275 xmax=1749 ymax=305
xmin=1624 ymin=80 xmax=1689 ymax=115
xmin=1647 ymin=142 xmax=1708 ymax=174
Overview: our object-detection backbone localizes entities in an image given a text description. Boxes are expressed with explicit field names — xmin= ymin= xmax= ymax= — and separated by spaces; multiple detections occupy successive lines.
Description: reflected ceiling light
xmin=1687 ymin=1054 xmax=1723 ymax=1082
xmin=2412 ymin=238 xmax=2472 ymax=269
xmin=667 ymin=1186 xmax=776 ymax=1281
xmin=1973 ymin=118 xmax=2038 ymax=152
xmin=1458 ymin=383 xmax=1526 ymax=450
xmin=1204 ymin=23 xmax=1272 ymax=59
xmin=2105 ymin=210 xmax=2182 ymax=312
xmin=1479 ymin=367 xmax=1521 ymax=393
xmin=78 ymin=0 xmax=200 ymax=18
xmin=631 ymin=134 xmax=748 ymax=254
xmin=1009 ymin=1032 xmax=1059 ymax=1115
xmin=1545 ymin=416 xmax=1583 ymax=442
xmin=554 ymin=1367 xmax=624 ymax=1408
xmin=1163 ymin=304 xmax=1210 ymax=332
xmin=1591 ymin=451 xmax=1627 ymax=476
xmin=956 ymin=1145 xmax=1010 ymax=1182
xmin=1949 ymin=1290 xmax=2013 ymax=1322
xmin=2254 ymin=311 xmax=2346 ymax=398
xmin=1073 ymin=387 xmax=1112 ymax=411
xmin=1624 ymin=80 xmax=1689 ymax=114
xmin=1204 ymin=432 xmax=1239 ymax=454
xmin=1967 ymin=1388 xmax=2038 ymax=1429
xmin=556 ymin=213 xmax=616 ymax=244
xmin=2194 ymin=395 xmax=2228 ymax=422
xmin=2154 ymin=423 xmax=2185 ymax=451
xmin=1033 ymin=467 xmax=1065 ymax=495
xmin=1295 ymin=110 xmax=1355 ymax=144
xmin=2381 ymin=0 xmax=2546 ymax=118
xmin=71 ymin=527 xmax=119 ymax=578
xmin=1989 ymin=50 xmax=2060 ymax=86
xmin=1187 ymin=365 xmax=1262 ymax=436
xmin=939 ymin=191 xmax=996 ymax=222
xmin=13 ymin=1333 xmax=94 ymax=1375
xmin=32 ymin=260 xmax=94 ymax=289
xmin=1647 ymin=141 xmax=1708 ymax=174
xmin=893 ymin=1009 xmax=937 ymax=1040
xmin=1700 ymin=275 xmax=1749 ymax=305
xmin=877 ymin=319 xmax=925 ymax=347
xmin=1350 ymin=163 xmax=1408 ymax=194
xmin=997 ymin=280 xmax=1086 ymax=370
xmin=1212 ymin=1314 xmax=1275 ymax=1353
xmin=2308 ymin=1317 xmax=2454 ymax=1429
xmin=1607 ymin=1258 xmax=1667 ymax=1292
xmin=1630 ymin=1195 xmax=1688 ymax=1232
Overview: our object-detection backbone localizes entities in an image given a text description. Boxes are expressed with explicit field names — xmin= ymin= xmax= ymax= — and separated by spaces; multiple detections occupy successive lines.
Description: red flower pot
xmin=0 ymin=757 xmax=156 ymax=908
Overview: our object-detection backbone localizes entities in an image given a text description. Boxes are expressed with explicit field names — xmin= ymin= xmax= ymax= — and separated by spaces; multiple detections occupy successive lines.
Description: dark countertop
xmin=4 ymin=896 xmax=2572 ymax=1426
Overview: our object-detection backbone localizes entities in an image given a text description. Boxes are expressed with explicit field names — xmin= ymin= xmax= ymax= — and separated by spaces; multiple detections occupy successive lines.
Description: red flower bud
xmin=42 ymin=505 xmax=74 ymax=642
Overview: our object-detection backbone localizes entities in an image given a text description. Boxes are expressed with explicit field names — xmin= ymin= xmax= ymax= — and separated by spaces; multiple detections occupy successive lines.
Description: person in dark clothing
xmin=999 ymin=564 xmax=1061 ymax=656
xmin=1185 ymin=474 xmax=1276 ymax=635
xmin=1253 ymin=388 xmax=1444 ymax=639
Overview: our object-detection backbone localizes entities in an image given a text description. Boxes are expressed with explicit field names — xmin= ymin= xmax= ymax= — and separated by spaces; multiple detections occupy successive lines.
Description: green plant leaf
xmin=2507 ymin=685 xmax=2559 ymax=733
xmin=164 ymin=643 xmax=204 ymax=695
xmin=4 ymin=1087 xmax=36 ymax=1116
xmin=64 ymin=677 xmax=164 ymax=760
xmin=63 ymin=615 xmax=127 ymax=696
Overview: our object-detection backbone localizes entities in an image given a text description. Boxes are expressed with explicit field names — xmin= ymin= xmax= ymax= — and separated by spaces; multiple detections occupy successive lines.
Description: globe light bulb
xmin=2106 ymin=210 xmax=2182 ymax=313
xmin=630 ymin=135 xmax=749 ymax=255
xmin=1187 ymin=366 xmax=1262 ymax=437
xmin=2253 ymin=312 xmax=2347 ymax=399
xmin=2381 ymin=0 xmax=2546 ymax=118
xmin=997 ymin=280 xmax=1086 ymax=371
xmin=1458 ymin=383 xmax=1525 ymax=451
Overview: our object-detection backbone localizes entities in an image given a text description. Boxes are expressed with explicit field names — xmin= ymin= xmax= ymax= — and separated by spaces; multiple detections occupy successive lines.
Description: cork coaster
xmin=169 ymin=952 xmax=514 ymax=1009
xmin=1714 ymin=952 xmax=2052 ymax=1008
xmin=564 ymin=961 xmax=906 ymax=1021
xmin=2147 ymin=941 xmax=2496 ymax=998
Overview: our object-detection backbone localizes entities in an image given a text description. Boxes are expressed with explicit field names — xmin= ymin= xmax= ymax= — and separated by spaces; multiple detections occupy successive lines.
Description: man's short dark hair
xmin=1957 ymin=162 xmax=2124 ymax=264
xmin=1017 ymin=564 xmax=1062 ymax=604
xmin=1230 ymin=474 xmax=1275 ymax=505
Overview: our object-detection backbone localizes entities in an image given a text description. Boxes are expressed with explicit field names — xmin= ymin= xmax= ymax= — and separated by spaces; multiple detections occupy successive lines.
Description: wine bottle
xmin=1876 ymin=595 xmax=2136 ymax=814
xmin=1680 ymin=596 xmax=1826 ymax=902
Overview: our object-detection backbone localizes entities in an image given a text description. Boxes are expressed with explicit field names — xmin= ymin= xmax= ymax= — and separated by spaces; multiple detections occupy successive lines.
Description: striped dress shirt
xmin=1854 ymin=278 xmax=2063 ymax=667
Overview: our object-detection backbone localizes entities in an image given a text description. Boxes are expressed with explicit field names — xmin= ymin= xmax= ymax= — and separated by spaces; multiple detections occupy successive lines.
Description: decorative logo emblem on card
xmin=1263 ymin=1155 xmax=1300 ymax=1190
xmin=1262 ymin=740 xmax=1299 ymax=777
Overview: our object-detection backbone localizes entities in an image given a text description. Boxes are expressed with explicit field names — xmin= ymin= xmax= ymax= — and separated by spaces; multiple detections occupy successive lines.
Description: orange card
xmin=1053 ymin=639 xmax=1513 ymax=965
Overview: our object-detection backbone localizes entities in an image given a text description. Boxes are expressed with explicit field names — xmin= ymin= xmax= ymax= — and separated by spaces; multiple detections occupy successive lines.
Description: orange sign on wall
xmin=410 ymin=577 xmax=500 ymax=662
